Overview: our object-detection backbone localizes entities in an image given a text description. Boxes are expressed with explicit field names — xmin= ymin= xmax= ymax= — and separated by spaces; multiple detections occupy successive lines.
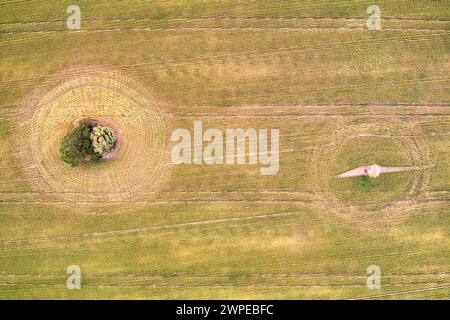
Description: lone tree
xmin=59 ymin=119 xmax=117 ymax=166
xmin=90 ymin=126 xmax=117 ymax=155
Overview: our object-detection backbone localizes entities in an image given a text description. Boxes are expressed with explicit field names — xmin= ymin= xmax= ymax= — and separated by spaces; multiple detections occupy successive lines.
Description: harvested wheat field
xmin=0 ymin=1 xmax=449 ymax=300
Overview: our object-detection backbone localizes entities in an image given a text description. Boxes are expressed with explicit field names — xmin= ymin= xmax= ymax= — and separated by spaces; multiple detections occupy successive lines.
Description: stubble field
xmin=0 ymin=0 xmax=449 ymax=299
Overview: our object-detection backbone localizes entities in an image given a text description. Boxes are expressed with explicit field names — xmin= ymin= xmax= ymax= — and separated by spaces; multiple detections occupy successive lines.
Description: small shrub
xmin=90 ymin=126 xmax=117 ymax=155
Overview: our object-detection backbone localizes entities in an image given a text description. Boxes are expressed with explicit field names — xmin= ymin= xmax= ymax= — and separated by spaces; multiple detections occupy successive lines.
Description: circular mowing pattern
xmin=310 ymin=122 xmax=432 ymax=218
xmin=30 ymin=73 xmax=166 ymax=201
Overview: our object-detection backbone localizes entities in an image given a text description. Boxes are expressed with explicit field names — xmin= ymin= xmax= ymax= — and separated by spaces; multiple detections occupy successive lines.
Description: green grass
xmin=328 ymin=136 xmax=416 ymax=205
xmin=0 ymin=0 xmax=449 ymax=299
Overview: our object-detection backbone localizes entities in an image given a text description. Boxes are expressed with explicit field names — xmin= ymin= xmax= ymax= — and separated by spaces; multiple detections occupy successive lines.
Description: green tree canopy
xmin=90 ymin=126 xmax=117 ymax=155
xmin=59 ymin=120 xmax=117 ymax=166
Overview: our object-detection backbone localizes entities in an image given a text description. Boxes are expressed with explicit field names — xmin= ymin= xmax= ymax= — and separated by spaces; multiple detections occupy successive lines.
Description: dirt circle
xmin=29 ymin=72 xmax=166 ymax=201
xmin=309 ymin=121 xmax=433 ymax=221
